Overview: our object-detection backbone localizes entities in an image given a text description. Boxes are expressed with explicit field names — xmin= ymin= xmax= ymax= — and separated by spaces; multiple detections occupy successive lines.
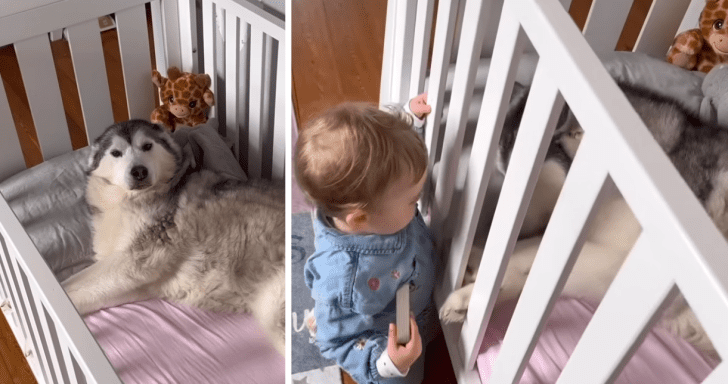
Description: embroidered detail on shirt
xmin=368 ymin=278 xmax=380 ymax=291
xmin=391 ymin=270 xmax=400 ymax=279
xmin=355 ymin=338 xmax=367 ymax=350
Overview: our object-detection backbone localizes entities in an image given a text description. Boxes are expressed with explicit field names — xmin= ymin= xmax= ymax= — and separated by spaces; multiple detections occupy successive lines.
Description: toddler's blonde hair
xmin=295 ymin=103 xmax=428 ymax=217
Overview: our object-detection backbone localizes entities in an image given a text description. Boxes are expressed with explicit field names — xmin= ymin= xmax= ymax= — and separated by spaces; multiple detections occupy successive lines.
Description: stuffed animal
xmin=151 ymin=67 xmax=215 ymax=131
xmin=667 ymin=0 xmax=728 ymax=73
xmin=700 ymin=63 xmax=728 ymax=127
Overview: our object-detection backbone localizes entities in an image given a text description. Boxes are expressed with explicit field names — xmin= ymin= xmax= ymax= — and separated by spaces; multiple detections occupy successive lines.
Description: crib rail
xmin=382 ymin=0 xmax=728 ymax=382
xmin=0 ymin=197 xmax=120 ymax=384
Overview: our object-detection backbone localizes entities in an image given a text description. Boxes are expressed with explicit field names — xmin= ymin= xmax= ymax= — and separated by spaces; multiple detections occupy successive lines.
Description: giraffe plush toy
xmin=667 ymin=0 xmax=728 ymax=73
xmin=151 ymin=67 xmax=215 ymax=131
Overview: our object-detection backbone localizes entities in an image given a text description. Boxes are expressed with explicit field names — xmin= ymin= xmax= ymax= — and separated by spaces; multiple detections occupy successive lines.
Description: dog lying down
xmin=439 ymin=82 xmax=725 ymax=356
xmin=61 ymin=120 xmax=285 ymax=354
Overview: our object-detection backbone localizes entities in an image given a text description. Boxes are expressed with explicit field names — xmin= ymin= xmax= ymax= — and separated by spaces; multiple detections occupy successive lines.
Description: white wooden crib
xmin=381 ymin=0 xmax=728 ymax=382
xmin=0 ymin=0 xmax=285 ymax=382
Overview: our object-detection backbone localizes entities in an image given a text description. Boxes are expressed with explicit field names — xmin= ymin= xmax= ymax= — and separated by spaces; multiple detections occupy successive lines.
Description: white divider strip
xmin=678 ymin=0 xmax=706 ymax=34
xmin=431 ymin=0 xmax=493 ymax=238
xmin=436 ymin=9 xmax=526 ymax=306
xmin=248 ymin=27 xmax=265 ymax=179
xmin=150 ymin=0 xmax=169 ymax=75
xmin=218 ymin=0 xmax=283 ymax=42
xmin=116 ymin=4 xmax=155 ymax=120
xmin=162 ymin=0 xmax=182 ymax=69
xmin=179 ymin=0 xmax=195 ymax=72
xmin=225 ymin=12 xmax=240 ymax=160
xmin=633 ymin=0 xmax=692 ymax=58
xmin=66 ymin=19 xmax=115 ymax=143
xmin=14 ymin=33 xmax=73 ymax=161
xmin=390 ymin=0 xmax=416 ymax=103
xmin=408 ymin=0 xmax=435 ymax=97
xmin=0 ymin=235 xmax=29 ymax=349
xmin=462 ymin=63 xmax=565 ymax=370
xmin=558 ymin=236 xmax=676 ymax=383
xmin=33 ymin=288 xmax=63 ymax=384
xmin=59 ymin=337 xmax=79 ymax=384
xmin=202 ymin=0 xmax=216 ymax=119
xmin=581 ymin=0 xmax=633 ymax=52
xmin=261 ymin=34 xmax=274 ymax=176
xmin=272 ymin=40 xmax=285 ymax=181
xmin=237 ymin=22 xmax=250 ymax=163
xmin=423 ymin=0 xmax=459 ymax=166
xmin=0 ymin=79 xmax=26 ymax=181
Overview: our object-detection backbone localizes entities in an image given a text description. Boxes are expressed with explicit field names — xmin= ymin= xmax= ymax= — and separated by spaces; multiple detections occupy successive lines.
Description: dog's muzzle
xmin=130 ymin=165 xmax=151 ymax=190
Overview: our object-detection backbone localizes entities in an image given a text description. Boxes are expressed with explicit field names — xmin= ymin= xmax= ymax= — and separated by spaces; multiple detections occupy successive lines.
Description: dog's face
xmin=88 ymin=120 xmax=183 ymax=192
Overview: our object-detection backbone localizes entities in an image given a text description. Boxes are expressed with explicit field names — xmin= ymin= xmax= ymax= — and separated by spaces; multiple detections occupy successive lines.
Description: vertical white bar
xmin=202 ymin=0 xmax=216 ymax=119
xmin=214 ymin=4 xmax=226 ymax=128
xmin=66 ymin=19 xmax=115 ymax=143
xmin=261 ymin=34 xmax=274 ymax=177
xmin=116 ymin=4 xmax=155 ymax=120
xmin=581 ymin=0 xmax=633 ymax=52
xmin=390 ymin=0 xmax=417 ymax=104
xmin=151 ymin=0 xmax=169 ymax=75
xmin=225 ymin=12 xmax=239 ymax=160
xmin=33 ymin=294 xmax=64 ymax=384
xmin=633 ymin=0 xmax=692 ymax=57
xmin=272 ymin=38 xmax=284 ymax=181
xmin=179 ymin=0 xmax=195 ymax=72
xmin=248 ymin=27 xmax=264 ymax=179
xmin=59 ymin=338 xmax=79 ymax=384
xmin=678 ymin=0 xmax=706 ymax=33
xmin=0 ymin=79 xmax=25 ymax=180
xmin=163 ymin=0 xmax=182 ymax=69
xmin=0 ymin=234 xmax=27 ymax=343
xmin=237 ymin=22 xmax=249 ymax=161
xmin=408 ymin=0 xmax=435 ymax=97
xmin=558 ymin=236 xmax=677 ymax=383
xmin=14 ymin=33 xmax=73 ymax=160
xmin=379 ymin=0 xmax=399 ymax=105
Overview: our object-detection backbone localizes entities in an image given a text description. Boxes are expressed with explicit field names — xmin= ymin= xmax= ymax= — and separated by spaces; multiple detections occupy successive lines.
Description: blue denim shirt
xmin=304 ymin=208 xmax=437 ymax=383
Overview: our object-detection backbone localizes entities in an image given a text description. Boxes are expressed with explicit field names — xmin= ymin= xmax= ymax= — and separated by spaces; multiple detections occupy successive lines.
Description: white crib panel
xmin=116 ymin=4 xmax=155 ymax=120
xmin=151 ymin=0 xmax=169 ymax=76
xmin=272 ymin=39 xmax=285 ymax=181
xmin=390 ymin=0 xmax=417 ymax=103
xmin=225 ymin=13 xmax=240 ymax=161
xmin=408 ymin=0 xmax=435 ymax=98
xmin=423 ymin=0 xmax=459 ymax=166
xmin=557 ymin=236 xmax=676 ymax=383
xmin=202 ymin=0 xmax=216 ymax=118
xmin=32 ymin=286 xmax=64 ymax=384
xmin=0 ymin=235 xmax=30 ymax=349
xmin=633 ymin=0 xmax=692 ymax=58
xmin=59 ymin=337 xmax=79 ymax=384
xmin=248 ymin=27 xmax=265 ymax=179
xmin=179 ymin=0 xmax=196 ymax=72
xmin=581 ymin=0 xmax=633 ymax=53
xmin=162 ymin=0 xmax=183 ymax=69
xmin=461 ymin=63 xmax=565 ymax=370
xmin=14 ymin=34 xmax=73 ymax=161
xmin=679 ymin=0 xmax=707 ymax=34
xmin=66 ymin=19 xmax=115 ymax=143
xmin=704 ymin=362 xmax=728 ymax=384
xmin=221 ymin=0 xmax=284 ymax=41
xmin=431 ymin=0 xmax=493 ymax=239
xmin=0 ymin=79 xmax=26 ymax=181
xmin=0 ymin=197 xmax=120 ymax=383
xmin=436 ymin=11 xmax=526 ymax=304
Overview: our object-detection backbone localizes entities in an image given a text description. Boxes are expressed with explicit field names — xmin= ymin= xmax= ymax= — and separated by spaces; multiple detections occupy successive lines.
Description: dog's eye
xmin=111 ymin=150 xmax=122 ymax=158
xmin=715 ymin=19 xmax=724 ymax=30
xmin=141 ymin=143 xmax=153 ymax=151
xmin=169 ymin=96 xmax=175 ymax=103
xmin=189 ymin=101 xmax=197 ymax=108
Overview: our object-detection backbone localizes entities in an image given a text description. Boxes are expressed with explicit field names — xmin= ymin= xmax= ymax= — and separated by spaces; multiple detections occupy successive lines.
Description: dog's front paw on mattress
xmin=439 ymin=293 xmax=469 ymax=323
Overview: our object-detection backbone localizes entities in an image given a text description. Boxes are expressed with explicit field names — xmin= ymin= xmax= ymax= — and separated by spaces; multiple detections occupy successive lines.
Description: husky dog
xmin=61 ymin=120 xmax=285 ymax=354
xmin=439 ymin=82 xmax=723 ymax=355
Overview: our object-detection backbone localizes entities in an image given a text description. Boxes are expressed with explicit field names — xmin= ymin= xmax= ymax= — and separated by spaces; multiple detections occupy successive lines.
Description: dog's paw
xmin=439 ymin=292 xmax=469 ymax=324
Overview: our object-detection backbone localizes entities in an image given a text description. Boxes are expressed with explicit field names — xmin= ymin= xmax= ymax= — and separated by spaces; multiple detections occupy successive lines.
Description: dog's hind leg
xmin=249 ymin=268 xmax=285 ymax=355
xmin=61 ymin=256 xmax=155 ymax=315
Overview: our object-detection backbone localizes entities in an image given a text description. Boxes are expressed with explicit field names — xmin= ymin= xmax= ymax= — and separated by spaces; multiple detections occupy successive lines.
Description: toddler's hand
xmin=387 ymin=316 xmax=422 ymax=374
xmin=410 ymin=93 xmax=432 ymax=119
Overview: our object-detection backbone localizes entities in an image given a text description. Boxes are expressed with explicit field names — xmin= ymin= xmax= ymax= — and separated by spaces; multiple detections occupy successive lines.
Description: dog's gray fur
xmin=62 ymin=120 xmax=285 ymax=354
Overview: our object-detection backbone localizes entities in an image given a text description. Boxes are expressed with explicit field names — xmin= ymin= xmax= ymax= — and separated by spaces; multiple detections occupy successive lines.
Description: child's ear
xmin=345 ymin=209 xmax=369 ymax=231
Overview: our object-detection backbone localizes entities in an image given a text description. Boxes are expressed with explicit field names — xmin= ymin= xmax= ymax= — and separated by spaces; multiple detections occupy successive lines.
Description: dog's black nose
xmin=131 ymin=166 xmax=148 ymax=181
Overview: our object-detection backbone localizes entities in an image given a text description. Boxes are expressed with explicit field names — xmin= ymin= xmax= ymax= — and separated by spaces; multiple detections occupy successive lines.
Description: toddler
xmin=296 ymin=95 xmax=438 ymax=383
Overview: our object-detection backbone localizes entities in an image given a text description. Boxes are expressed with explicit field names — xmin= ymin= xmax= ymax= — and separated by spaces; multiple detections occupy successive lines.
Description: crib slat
xmin=202 ymin=0 xmax=216 ymax=119
xmin=237 ymin=23 xmax=250 ymax=163
xmin=678 ymin=0 xmax=706 ymax=33
xmin=423 ymin=0 xmax=459 ymax=166
xmin=14 ymin=33 xmax=73 ymax=161
xmin=461 ymin=63 xmax=566 ymax=370
xmin=431 ymin=0 xmax=494 ymax=238
xmin=150 ymin=0 xmax=169 ymax=75
xmin=261 ymin=35 xmax=274 ymax=178
xmin=32 ymin=286 xmax=64 ymax=384
xmin=390 ymin=0 xmax=417 ymax=103
xmin=225 ymin=13 xmax=240 ymax=160
xmin=633 ymin=0 xmax=692 ymax=58
xmin=116 ymin=4 xmax=155 ymax=120
xmin=66 ymin=19 xmax=114 ymax=143
xmin=214 ymin=4 xmax=227 ymax=128
xmin=0 ymin=79 xmax=26 ymax=181
xmin=272 ymin=39 xmax=285 ymax=181
xmin=408 ymin=0 xmax=435 ymax=97
xmin=163 ymin=0 xmax=182 ymax=69
xmin=581 ymin=0 xmax=633 ymax=52
xmin=0 ymin=235 xmax=30 ymax=351
xmin=558 ymin=236 xmax=677 ymax=383
xmin=487 ymin=137 xmax=611 ymax=381
xmin=60 ymin=337 xmax=80 ymax=384
xmin=436 ymin=7 xmax=526 ymax=305
xmin=179 ymin=0 xmax=196 ymax=72
xmin=248 ymin=27 xmax=265 ymax=179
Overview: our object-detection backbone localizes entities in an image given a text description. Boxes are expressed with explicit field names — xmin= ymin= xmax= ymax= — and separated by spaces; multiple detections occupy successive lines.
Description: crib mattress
xmin=84 ymin=299 xmax=283 ymax=384
xmin=476 ymin=297 xmax=719 ymax=383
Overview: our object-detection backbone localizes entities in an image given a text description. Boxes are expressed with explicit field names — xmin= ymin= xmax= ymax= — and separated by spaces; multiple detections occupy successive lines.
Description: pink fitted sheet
xmin=84 ymin=299 xmax=284 ymax=384
xmin=477 ymin=298 xmax=719 ymax=383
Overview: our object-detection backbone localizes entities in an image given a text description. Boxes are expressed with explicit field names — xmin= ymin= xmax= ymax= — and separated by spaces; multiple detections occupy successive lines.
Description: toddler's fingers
xmin=388 ymin=323 xmax=400 ymax=351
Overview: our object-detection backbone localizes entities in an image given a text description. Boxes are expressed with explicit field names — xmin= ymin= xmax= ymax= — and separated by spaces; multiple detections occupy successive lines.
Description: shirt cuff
xmin=402 ymin=98 xmax=426 ymax=130
xmin=376 ymin=350 xmax=409 ymax=378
